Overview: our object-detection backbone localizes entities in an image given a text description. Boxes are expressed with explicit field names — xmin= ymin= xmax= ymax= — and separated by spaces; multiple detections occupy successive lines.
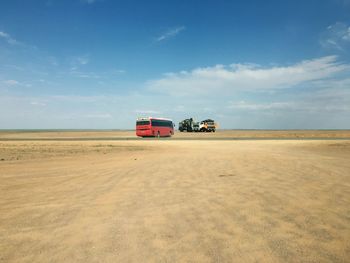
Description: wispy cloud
xmin=111 ymin=69 xmax=126 ymax=74
xmin=0 ymin=31 xmax=22 ymax=45
xmin=70 ymin=71 xmax=100 ymax=79
xmin=147 ymin=56 xmax=349 ymax=96
xmin=30 ymin=101 xmax=47 ymax=106
xmin=156 ymin=26 xmax=186 ymax=42
xmin=228 ymin=89 xmax=350 ymax=113
xmin=134 ymin=109 xmax=161 ymax=115
xmin=81 ymin=0 xmax=98 ymax=4
xmin=70 ymin=54 xmax=90 ymax=72
xmin=320 ymin=22 xmax=350 ymax=50
xmin=69 ymin=68 xmax=126 ymax=79
xmin=47 ymin=56 xmax=59 ymax=66
xmin=71 ymin=54 xmax=90 ymax=67
xmin=84 ymin=113 xmax=112 ymax=119
xmin=1 ymin=77 xmax=349 ymax=129
xmin=340 ymin=0 xmax=350 ymax=6
xmin=228 ymin=101 xmax=294 ymax=111
xmin=228 ymin=78 xmax=350 ymax=115
xmin=3 ymin=79 xmax=19 ymax=86
xmin=2 ymin=79 xmax=41 ymax=88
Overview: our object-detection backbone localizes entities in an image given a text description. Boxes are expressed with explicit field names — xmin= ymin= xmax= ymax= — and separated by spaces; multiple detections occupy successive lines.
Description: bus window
xmin=136 ymin=120 xmax=150 ymax=125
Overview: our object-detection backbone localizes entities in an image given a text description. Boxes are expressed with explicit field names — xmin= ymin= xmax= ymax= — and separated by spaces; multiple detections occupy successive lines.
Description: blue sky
xmin=0 ymin=0 xmax=350 ymax=129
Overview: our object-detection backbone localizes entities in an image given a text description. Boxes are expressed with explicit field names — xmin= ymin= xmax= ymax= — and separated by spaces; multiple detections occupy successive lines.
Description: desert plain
xmin=0 ymin=130 xmax=350 ymax=262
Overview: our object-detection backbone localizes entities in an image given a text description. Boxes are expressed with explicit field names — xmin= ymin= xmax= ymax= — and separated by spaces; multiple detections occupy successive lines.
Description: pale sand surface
xmin=0 ymin=138 xmax=350 ymax=262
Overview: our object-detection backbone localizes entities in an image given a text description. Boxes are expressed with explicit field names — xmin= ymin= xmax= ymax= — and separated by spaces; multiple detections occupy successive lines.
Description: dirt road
xmin=1 ymin=139 xmax=350 ymax=262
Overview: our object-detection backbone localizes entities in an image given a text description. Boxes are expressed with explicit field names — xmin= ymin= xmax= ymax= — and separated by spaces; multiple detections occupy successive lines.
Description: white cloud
xmin=147 ymin=56 xmax=349 ymax=96
xmin=320 ymin=22 xmax=350 ymax=50
xmin=0 ymin=31 xmax=21 ymax=45
xmin=156 ymin=26 xmax=186 ymax=42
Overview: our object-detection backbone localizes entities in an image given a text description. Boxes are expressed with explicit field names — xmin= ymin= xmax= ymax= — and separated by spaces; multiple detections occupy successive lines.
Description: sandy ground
xmin=0 ymin=135 xmax=350 ymax=262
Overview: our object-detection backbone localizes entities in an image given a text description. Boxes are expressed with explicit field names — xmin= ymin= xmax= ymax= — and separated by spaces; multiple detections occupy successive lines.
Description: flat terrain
xmin=1 ymin=131 xmax=350 ymax=262
xmin=1 ymin=129 xmax=350 ymax=140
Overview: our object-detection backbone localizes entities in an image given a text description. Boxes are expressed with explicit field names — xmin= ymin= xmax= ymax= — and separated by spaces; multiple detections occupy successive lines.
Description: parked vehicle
xmin=179 ymin=118 xmax=217 ymax=132
xmin=136 ymin=117 xmax=174 ymax=137
xmin=178 ymin=118 xmax=200 ymax=132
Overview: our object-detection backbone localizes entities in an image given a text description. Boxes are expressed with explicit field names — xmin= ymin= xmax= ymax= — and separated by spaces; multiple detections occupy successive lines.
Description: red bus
xmin=136 ymin=117 xmax=174 ymax=137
